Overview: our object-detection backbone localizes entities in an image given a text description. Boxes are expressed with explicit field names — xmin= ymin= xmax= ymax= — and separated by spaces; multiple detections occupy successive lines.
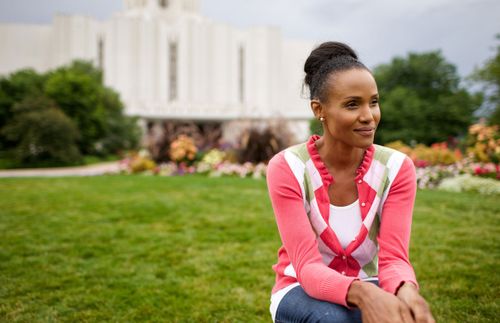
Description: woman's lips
xmin=354 ymin=128 xmax=375 ymax=136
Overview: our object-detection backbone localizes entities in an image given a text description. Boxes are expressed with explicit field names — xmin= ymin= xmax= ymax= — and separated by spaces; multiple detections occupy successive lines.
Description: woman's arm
xmin=378 ymin=156 xmax=435 ymax=322
xmin=266 ymin=152 xmax=357 ymax=307
xmin=378 ymin=156 xmax=419 ymax=293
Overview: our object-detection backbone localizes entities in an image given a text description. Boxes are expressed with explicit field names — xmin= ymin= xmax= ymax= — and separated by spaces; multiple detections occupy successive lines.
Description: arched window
xmin=159 ymin=0 xmax=169 ymax=8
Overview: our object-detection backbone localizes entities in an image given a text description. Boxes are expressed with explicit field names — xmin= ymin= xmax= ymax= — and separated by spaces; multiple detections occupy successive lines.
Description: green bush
xmin=96 ymin=88 xmax=141 ymax=155
xmin=0 ymin=60 xmax=141 ymax=165
xmin=438 ymin=174 xmax=500 ymax=195
xmin=44 ymin=61 xmax=141 ymax=156
xmin=1 ymin=96 xmax=81 ymax=166
xmin=0 ymin=69 xmax=47 ymax=150
xmin=374 ymin=51 xmax=481 ymax=145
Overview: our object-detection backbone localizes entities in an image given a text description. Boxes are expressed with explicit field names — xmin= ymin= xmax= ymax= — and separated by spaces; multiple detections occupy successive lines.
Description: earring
xmin=319 ymin=117 xmax=325 ymax=122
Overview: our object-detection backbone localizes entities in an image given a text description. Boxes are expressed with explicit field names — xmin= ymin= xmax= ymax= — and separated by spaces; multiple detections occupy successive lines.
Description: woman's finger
xmin=400 ymin=303 xmax=415 ymax=323
xmin=412 ymin=298 xmax=435 ymax=323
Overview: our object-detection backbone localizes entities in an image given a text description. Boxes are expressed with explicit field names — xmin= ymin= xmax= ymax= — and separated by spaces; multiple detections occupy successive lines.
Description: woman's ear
xmin=310 ymin=100 xmax=323 ymax=119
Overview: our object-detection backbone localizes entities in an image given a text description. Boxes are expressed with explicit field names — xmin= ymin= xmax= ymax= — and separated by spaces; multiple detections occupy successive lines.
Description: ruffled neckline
xmin=306 ymin=134 xmax=374 ymax=186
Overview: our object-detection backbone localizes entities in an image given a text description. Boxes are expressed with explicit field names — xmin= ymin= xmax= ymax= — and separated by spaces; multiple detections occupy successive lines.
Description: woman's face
xmin=314 ymin=68 xmax=381 ymax=149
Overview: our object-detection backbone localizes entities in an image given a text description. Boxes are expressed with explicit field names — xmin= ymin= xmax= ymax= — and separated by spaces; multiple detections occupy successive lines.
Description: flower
xmin=467 ymin=123 xmax=500 ymax=163
xmin=169 ymin=135 xmax=198 ymax=163
xmin=158 ymin=162 xmax=178 ymax=176
xmin=201 ymin=149 xmax=226 ymax=166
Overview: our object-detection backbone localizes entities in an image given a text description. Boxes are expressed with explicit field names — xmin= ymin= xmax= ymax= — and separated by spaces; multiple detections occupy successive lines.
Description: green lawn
xmin=0 ymin=176 xmax=498 ymax=322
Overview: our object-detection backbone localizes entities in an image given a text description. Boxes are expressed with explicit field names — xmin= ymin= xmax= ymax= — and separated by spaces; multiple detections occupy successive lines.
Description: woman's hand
xmin=347 ymin=281 xmax=414 ymax=323
xmin=397 ymin=282 xmax=436 ymax=323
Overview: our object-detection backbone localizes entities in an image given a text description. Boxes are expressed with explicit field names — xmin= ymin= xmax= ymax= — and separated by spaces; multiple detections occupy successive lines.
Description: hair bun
xmin=304 ymin=42 xmax=358 ymax=87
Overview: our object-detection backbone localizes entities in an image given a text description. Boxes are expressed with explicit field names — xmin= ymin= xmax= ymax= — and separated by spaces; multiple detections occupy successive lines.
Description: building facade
xmin=0 ymin=0 xmax=315 ymax=141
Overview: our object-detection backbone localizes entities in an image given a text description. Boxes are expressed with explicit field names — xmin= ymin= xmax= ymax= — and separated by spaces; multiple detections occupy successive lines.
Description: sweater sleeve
xmin=266 ymin=152 xmax=357 ymax=307
xmin=377 ymin=156 xmax=419 ymax=294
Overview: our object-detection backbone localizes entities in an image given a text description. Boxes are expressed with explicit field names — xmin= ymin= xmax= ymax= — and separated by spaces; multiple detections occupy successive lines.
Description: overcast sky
xmin=0 ymin=0 xmax=498 ymax=77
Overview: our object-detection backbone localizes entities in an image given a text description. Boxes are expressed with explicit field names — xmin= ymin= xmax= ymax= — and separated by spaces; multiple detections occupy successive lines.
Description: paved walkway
xmin=0 ymin=161 xmax=122 ymax=178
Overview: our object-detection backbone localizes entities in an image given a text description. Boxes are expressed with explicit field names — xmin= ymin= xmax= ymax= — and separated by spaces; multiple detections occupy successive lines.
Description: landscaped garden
xmin=0 ymin=176 xmax=498 ymax=322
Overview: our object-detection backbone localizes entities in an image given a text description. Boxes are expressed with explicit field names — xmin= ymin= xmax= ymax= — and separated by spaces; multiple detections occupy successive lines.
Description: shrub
xmin=169 ymin=135 xmax=198 ymax=164
xmin=236 ymin=120 xmax=293 ymax=163
xmin=201 ymin=148 xmax=226 ymax=166
xmin=385 ymin=140 xmax=462 ymax=166
xmin=146 ymin=121 xmax=222 ymax=163
xmin=466 ymin=123 xmax=500 ymax=163
xmin=120 ymin=150 xmax=157 ymax=174
xmin=45 ymin=61 xmax=141 ymax=156
xmin=1 ymin=97 xmax=81 ymax=166
xmin=0 ymin=69 xmax=48 ymax=151
xmin=94 ymin=89 xmax=141 ymax=155
xmin=438 ymin=174 xmax=500 ymax=195
xmin=0 ymin=61 xmax=140 ymax=160
xmin=415 ymin=164 xmax=462 ymax=189
xmin=467 ymin=162 xmax=500 ymax=180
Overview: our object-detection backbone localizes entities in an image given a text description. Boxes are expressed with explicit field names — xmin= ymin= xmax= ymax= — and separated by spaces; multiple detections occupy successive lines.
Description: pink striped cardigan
xmin=266 ymin=135 xmax=419 ymax=307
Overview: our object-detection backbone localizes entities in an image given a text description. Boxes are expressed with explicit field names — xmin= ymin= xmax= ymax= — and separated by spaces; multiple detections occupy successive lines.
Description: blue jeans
xmin=274 ymin=280 xmax=378 ymax=323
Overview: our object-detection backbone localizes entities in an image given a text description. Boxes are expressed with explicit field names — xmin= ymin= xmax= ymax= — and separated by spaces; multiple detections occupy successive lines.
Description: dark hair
xmin=304 ymin=41 xmax=368 ymax=101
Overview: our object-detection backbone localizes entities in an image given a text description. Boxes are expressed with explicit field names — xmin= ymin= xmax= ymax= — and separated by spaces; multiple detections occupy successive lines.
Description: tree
xmin=0 ymin=69 xmax=47 ymax=150
xmin=0 ymin=60 xmax=141 ymax=167
xmin=44 ymin=60 xmax=140 ymax=155
xmin=374 ymin=51 xmax=481 ymax=145
xmin=98 ymin=88 xmax=141 ymax=155
xmin=1 ymin=96 xmax=81 ymax=166
xmin=470 ymin=35 xmax=500 ymax=126
xmin=44 ymin=62 xmax=108 ymax=155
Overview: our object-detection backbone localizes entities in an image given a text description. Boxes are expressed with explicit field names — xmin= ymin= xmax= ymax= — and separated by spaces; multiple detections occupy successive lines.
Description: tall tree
xmin=374 ymin=51 xmax=481 ymax=145
xmin=44 ymin=60 xmax=140 ymax=156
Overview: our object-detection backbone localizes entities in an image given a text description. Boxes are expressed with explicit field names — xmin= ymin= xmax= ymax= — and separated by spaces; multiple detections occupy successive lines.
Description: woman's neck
xmin=315 ymin=135 xmax=365 ymax=173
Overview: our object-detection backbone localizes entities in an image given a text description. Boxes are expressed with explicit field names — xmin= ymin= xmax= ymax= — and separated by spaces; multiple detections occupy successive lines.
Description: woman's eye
xmin=346 ymin=102 xmax=357 ymax=108
xmin=370 ymin=99 xmax=379 ymax=105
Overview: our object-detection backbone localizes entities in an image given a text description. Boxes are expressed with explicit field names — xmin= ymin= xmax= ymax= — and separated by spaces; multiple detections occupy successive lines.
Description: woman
xmin=266 ymin=42 xmax=435 ymax=323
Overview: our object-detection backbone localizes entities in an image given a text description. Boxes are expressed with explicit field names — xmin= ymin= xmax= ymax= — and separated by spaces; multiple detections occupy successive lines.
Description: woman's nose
xmin=359 ymin=105 xmax=374 ymax=123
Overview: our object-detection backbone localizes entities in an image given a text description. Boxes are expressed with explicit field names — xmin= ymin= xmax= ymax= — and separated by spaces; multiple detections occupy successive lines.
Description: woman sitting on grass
xmin=266 ymin=41 xmax=435 ymax=323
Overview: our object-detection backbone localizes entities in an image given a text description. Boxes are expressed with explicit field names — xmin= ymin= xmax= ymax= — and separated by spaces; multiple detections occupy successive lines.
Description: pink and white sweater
xmin=266 ymin=135 xmax=419 ymax=307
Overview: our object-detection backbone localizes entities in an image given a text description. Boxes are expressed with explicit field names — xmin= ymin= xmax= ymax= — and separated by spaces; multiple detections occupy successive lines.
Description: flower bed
xmin=119 ymin=149 xmax=268 ymax=179
xmin=119 ymin=128 xmax=500 ymax=194
xmin=120 ymin=152 xmax=499 ymax=193
xmin=414 ymin=159 xmax=499 ymax=189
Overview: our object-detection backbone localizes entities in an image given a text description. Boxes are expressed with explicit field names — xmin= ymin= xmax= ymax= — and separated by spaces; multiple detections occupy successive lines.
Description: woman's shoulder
xmin=266 ymin=140 xmax=311 ymax=181
xmin=269 ymin=140 xmax=309 ymax=165
xmin=373 ymin=144 xmax=411 ymax=165
xmin=371 ymin=144 xmax=415 ymax=182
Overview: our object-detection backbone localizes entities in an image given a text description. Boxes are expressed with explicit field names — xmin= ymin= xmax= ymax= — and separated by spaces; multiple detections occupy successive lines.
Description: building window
xmin=169 ymin=41 xmax=178 ymax=101
xmin=159 ymin=0 xmax=168 ymax=8
xmin=238 ymin=46 xmax=245 ymax=103
xmin=98 ymin=37 xmax=104 ymax=69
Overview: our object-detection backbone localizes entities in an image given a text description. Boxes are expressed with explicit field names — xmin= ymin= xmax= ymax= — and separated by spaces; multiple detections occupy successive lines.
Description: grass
xmin=0 ymin=176 xmax=498 ymax=322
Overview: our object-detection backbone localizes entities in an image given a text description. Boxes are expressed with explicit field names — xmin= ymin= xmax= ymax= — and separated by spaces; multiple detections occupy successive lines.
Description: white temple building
xmin=0 ymin=0 xmax=315 ymax=141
